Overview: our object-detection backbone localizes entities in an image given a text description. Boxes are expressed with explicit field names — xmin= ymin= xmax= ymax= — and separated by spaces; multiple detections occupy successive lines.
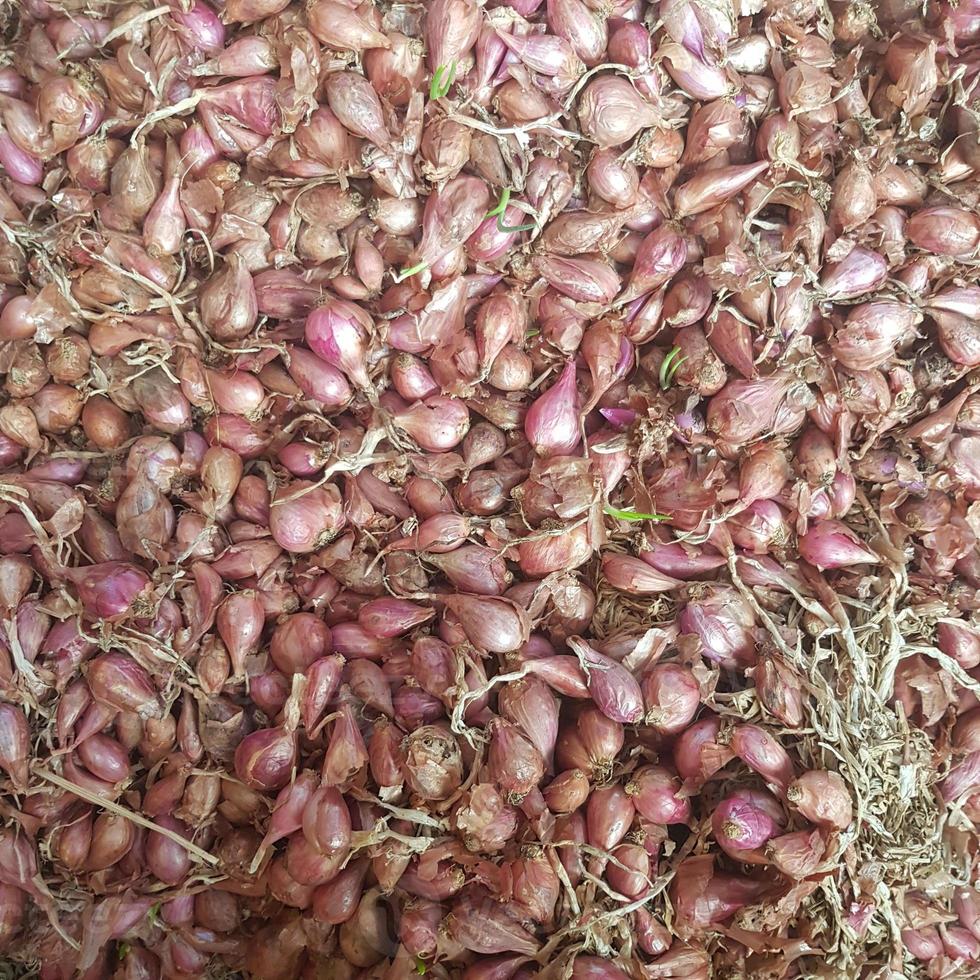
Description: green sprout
xmin=486 ymin=187 xmax=511 ymax=218
xmin=498 ymin=216 xmax=536 ymax=233
xmin=393 ymin=261 xmax=427 ymax=283
xmin=659 ymin=345 xmax=687 ymax=390
xmin=415 ymin=958 xmax=427 ymax=975
xmin=604 ymin=504 xmax=671 ymax=522
xmin=429 ymin=62 xmax=457 ymax=100
xmin=486 ymin=187 xmax=536 ymax=234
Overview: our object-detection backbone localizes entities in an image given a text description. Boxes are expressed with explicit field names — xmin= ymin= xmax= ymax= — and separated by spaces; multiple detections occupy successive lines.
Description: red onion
xmin=641 ymin=662 xmax=700 ymax=734
xmin=449 ymin=888 xmax=538 ymax=955
xmin=442 ymin=594 xmax=530 ymax=653
xmin=586 ymin=783 xmax=635 ymax=851
xmin=577 ymin=77 xmax=659 ymax=148
xmin=678 ymin=585 xmax=756 ymax=669
xmin=499 ymin=677 xmax=559 ymax=773
xmin=86 ymin=653 xmax=162 ymax=720
xmin=752 ymin=655 xmax=804 ymax=728
xmin=673 ymin=715 xmax=733 ymax=784
xmin=524 ymin=361 xmax=581 ymax=456
xmin=403 ymin=725 xmax=463 ymax=801
xmin=729 ymin=724 xmax=795 ymax=792
xmin=488 ymin=717 xmax=545 ymax=798
xmin=766 ymin=828 xmax=825 ymax=878
xmin=798 ymin=520 xmax=878 ymax=569
xmin=269 ymin=481 xmax=344 ymax=554
xmin=65 ymin=563 xmax=151 ymax=620
xmin=234 ymin=726 xmax=297 ymax=792
xmin=627 ymin=765 xmax=691 ymax=824
xmin=601 ymin=554 xmax=683 ymax=595
xmin=567 ymin=637 xmax=643 ymax=724
xmin=671 ymin=855 xmax=768 ymax=938
xmin=711 ymin=793 xmax=778 ymax=857
xmin=543 ymin=769 xmax=590 ymax=813
xmin=787 ymin=770 xmax=853 ymax=829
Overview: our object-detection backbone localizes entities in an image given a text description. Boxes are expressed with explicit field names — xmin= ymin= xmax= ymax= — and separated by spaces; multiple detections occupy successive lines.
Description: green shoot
xmin=415 ymin=958 xmax=427 ymax=975
xmin=429 ymin=62 xmax=457 ymax=100
xmin=393 ymin=261 xmax=427 ymax=283
xmin=486 ymin=187 xmax=511 ymax=219
xmin=659 ymin=345 xmax=687 ymax=390
xmin=498 ymin=215 xmax=537 ymax=234
xmin=487 ymin=187 xmax=535 ymax=233
xmin=604 ymin=505 xmax=671 ymax=522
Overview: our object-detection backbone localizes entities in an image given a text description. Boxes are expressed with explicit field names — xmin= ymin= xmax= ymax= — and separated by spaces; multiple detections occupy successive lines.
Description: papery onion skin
xmin=787 ymin=770 xmax=853 ymax=830
xmin=641 ymin=663 xmax=700 ymax=734
xmin=627 ymin=765 xmax=691 ymax=825
xmin=567 ymin=637 xmax=644 ymax=724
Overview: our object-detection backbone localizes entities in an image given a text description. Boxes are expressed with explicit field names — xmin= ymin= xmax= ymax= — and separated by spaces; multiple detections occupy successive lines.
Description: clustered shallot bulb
xmin=0 ymin=0 xmax=973 ymax=976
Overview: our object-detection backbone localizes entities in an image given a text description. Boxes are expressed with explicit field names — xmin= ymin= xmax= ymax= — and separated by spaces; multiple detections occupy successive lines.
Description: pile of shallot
xmin=0 ymin=0 xmax=979 ymax=976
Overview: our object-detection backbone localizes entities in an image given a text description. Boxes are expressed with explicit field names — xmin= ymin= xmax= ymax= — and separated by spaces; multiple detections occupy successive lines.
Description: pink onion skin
xmin=524 ymin=361 xmax=582 ymax=457
xmin=937 ymin=621 xmax=980 ymax=670
xmin=532 ymin=255 xmax=621 ymax=304
xmin=449 ymin=888 xmax=539 ymax=955
xmin=787 ymin=770 xmax=853 ymax=829
xmin=711 ymin=794 xmax=778 ymax=857
xmin=831 ymin=301 xmax=919 ymax=371
xmin=171 ymin=1 xmax=226 ymax=54
xmin=358 ymin=597 xmax=435 ymax=638
xmin=675 ymin=162 xmax=769 ymax=218
xmin=820 ymin=247 xmax=888 ymax=300
xmin=577 ymin=76 xmax=659 ymax=148
xmin=671 ymin=855 xmax=769 ymax=940
xmin=499 ymin=676 xmax=559 ymax=774
xmin=798 ymin=520 xmax=878 ymax=570
xmin=64 ymin=562 xmax=151 ymax=620
xmin=673 ymin=715 xmax=733 ymax=785
xmin=707 ymin=375 xmax=792 ymax=446
xmin=766 ymin=828 xmax=825 ymax=878
xmin=548 ymin=0 xmax=607 ymax=67
xmin=488 ymin=717 xmax=545 ymax=798
xmin=616 ymin=224 xmax=687 ymax=307
xmin=678 ymin=585 xmax=757 ymax=670
xmin=571 ymin=956 xmax=632 ymax=980
xmin=907 ymin=206 xmax=980 ymax=257
xmin=641 ymin=663 xmax=700 ymax=734
xmin=146 ymin=816 xmax=192 ymax=886
xmin=601 ymin=554 xmax=683 ymax=595
xmin=902 ymin=926 xmax=943 ymax=962
xmin=0 ymin=704 xmax=30 ymax=791
xmin=86 ymin=653 xmax=162 ymax=720
xmin=269 ymin=481 xmax=344 ymax=554
xmin=730 ymin=724 xmax=795 ymax=793
xmin=234 ymin=727 xmax=297 ymax=793
xmin=639 ymin=543 xmax=726 ymax=580
xmin=567 ymin=638 xmax=643 ymax=724
xmin=586 ymin=783 xmax=635 ymax=852
xmin=304 ymin=299 xmax=372 ymax=389
xmin=954 ymin=886 xmax=980 ymax=943
xmin=442 ymin=594 xmax=530 ymax=654
xmin=626 ymin=766 xmax=691 ymax=825
xmin=394 ymin=397 xmax=471 ymax=452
